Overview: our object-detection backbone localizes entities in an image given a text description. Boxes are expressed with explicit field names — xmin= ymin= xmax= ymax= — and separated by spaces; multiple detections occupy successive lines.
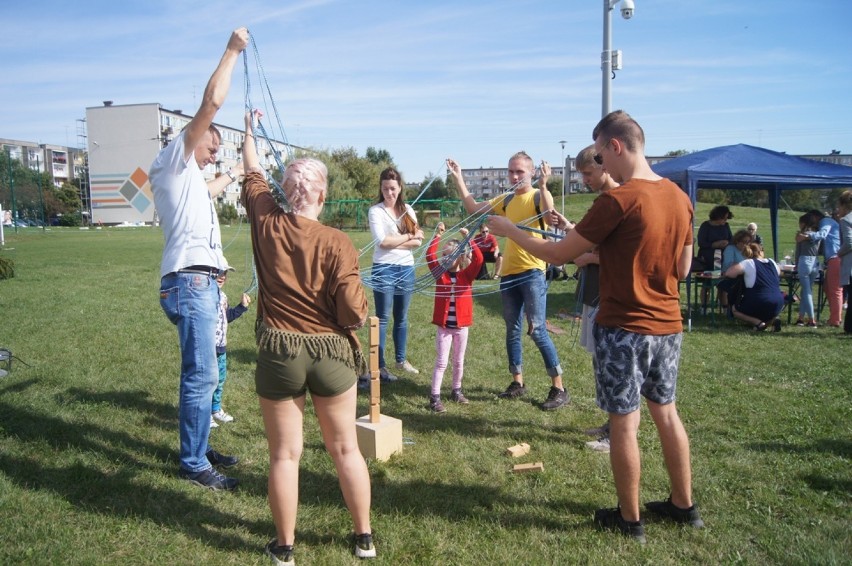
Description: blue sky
xmin=2 ymin=0 xmax=850 ymax=181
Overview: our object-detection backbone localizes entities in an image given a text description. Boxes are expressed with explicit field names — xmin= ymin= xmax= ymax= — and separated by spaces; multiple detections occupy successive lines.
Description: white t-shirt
xmin=368 ymin=203 xmax=418 ymax=266
xmin=150 ymin=132 xmax=225 ymax=277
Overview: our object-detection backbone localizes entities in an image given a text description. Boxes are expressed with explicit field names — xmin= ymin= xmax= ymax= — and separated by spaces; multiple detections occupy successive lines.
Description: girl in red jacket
xmin=426 ymin=223 xmax=484 ymax=412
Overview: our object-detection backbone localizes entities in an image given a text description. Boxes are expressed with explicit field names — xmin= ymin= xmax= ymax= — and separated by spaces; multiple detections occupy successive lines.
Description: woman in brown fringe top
xmin=240 ymin=110 xmax=376 ymax=562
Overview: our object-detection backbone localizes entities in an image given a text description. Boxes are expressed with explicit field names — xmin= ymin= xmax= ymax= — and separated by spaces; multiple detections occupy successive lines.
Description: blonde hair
xmin=282 ymin=158 xmax=327 ymax=213
xmin=742 ymin=242 xmax=764 ymax=260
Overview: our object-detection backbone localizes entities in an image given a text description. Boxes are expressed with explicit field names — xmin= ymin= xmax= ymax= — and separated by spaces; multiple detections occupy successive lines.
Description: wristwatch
xmin=226 ymin=170 xmax=237 ymax=182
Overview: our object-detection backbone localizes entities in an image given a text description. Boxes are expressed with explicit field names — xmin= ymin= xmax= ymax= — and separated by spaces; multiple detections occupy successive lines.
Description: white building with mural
xmin=85 ymin=102 xmax=292 ymax=225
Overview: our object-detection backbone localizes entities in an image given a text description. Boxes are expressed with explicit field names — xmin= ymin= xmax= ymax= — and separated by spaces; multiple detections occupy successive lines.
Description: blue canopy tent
xmin=651 ymin=144 xmax=852 ymax=330
xmin=652 ymin=143 xmax=852 ymax=260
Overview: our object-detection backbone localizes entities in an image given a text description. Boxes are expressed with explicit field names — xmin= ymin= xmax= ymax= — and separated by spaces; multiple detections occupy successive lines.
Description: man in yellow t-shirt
xmin=447 ymin=152 xmax=567 ymax=411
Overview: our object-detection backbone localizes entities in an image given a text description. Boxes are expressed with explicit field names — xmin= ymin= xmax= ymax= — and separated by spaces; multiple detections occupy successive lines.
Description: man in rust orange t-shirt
xmin=488 ymin=110 xmax=703 ymax=543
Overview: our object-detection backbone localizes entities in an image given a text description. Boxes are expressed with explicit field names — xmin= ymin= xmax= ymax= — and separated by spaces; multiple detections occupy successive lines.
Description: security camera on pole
xmin=601 ymin=0 xmax=635 ymax=117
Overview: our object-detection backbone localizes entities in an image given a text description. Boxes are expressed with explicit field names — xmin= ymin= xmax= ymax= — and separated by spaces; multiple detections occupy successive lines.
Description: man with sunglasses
xmin=150 ymin=28 xmax=249 ymax=491
xmin=489 ymin=111 xmax=702 ymax=542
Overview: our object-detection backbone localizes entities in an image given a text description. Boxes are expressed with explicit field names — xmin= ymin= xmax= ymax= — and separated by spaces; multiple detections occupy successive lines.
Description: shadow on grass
xmin=0 ymin=454 xmax=267 ymax=553
xmin=61 ymin=387 xmax=176 ymax=429
xmin=747 ymin=438 xmax=852 ymax=496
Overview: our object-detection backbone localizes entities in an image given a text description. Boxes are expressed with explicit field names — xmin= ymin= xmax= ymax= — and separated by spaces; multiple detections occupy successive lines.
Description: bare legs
xmin=259 ymin=385 xmax=371 ymax=546
xmin=608 ymin=401 xmax=694 ymax=521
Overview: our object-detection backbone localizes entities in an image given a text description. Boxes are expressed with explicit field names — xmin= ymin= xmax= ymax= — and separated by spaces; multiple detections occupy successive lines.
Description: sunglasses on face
xmin=593 ymin=139 xmax=612 ymax=165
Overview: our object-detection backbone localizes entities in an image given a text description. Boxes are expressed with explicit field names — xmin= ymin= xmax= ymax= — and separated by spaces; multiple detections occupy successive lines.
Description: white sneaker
xmin=212 ymin=409 xmax=234 ymax=423
xmin=210 ymin=415 xmax=219 ymax=429
xmin=585 ymin=437 xmax=610 ymax=453
xmin=395 ymin=360 xmax=420 ymax=374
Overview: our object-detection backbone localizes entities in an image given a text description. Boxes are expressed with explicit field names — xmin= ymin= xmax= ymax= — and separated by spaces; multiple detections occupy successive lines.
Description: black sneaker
xmin=450 ymin=388 xmax=469 ymax=404
xmin=178 ymin=467 xmax=238 ymax=491
xmin=357 ymin=374 xmax=371 ymax=390
xmin=206 ymin=449 xmax=239 ymax=468
xmin=379 ymin=367 xmax=399 ymax=383
xmin=429 ymin=394 xmax=446 ymax=413
xmin=594 ymin=507 xmax=646 ymax=544
xmin=353 ymin=532 xmax=376 ymax=559
xmin=645 ymin=496 xmax=704 ymax=528
xmin=497 ymin=381 xmax=526 ymax=399
xmin=265 ymin=539 xmax=295 ymax=565
xmin=540 ymin=386 xmax=569 ymax=410
xmin=772 ymin=319 xmax=782 ymax=332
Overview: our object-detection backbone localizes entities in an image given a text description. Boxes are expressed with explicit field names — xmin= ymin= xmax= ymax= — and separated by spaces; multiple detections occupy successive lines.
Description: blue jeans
xmin=213 ymin=352 xmax=227 ymax=412
xmin=797 ymin=255 xmax=819 ymax=320
xmin=500 ymin=269 xmax=562 ymax=377
xmin=371 ymin=263 xmax=415 ymax=368
xmin=159 ymin=272 xmax=219 ymax=472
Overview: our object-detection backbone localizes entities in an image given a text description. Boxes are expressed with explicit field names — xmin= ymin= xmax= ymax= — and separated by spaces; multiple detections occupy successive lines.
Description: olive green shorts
xmin=255 ymin=346 xmax=357 ymax=400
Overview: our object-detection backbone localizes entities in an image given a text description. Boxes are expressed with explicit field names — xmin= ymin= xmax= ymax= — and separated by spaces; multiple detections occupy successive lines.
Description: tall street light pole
xmin=601 ymin=0 xmax=634 ymax=117
xmin=559 ymin=140 xmax=567 ymax=216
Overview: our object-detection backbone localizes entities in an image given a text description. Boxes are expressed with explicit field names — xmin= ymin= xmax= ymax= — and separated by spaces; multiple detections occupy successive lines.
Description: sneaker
xmin=353 ymin=532 xmax=376 ymax=559
xmin=210 ymin=415 xmax=219 ymax=429
xmin=429 ymin=394 xmax=446 ymax=413
xmin=594 ymin=507 xmax=646 ymax=544
xmin=357 ymin=375 xmax=370 ymax=390
xmin=772 ymin=319 xmax=782 ymax=332
xmin=178 ymin=467 xmax=238 ymax=491
xmin=265 ymin=539 xmax=295 ymax=565
xmin=450 ymin=388 xmax=469 ymax=404
xmin=645 ymin=496 xmax=705 ymax=528
xmin=540 ymin=386 xmax=569 ymax=410
xmin=795 ymin=319 xmax=805 ymax=327
xmin=212 ymin=409 xmax=234 ymax=423
xmin=395 ymin=360 xmax=420 ymax=374
xmin=379 ymin=367 xmax=399 ymax=382
xmin=806 ymin=321 xmax=818 ymax=328
xmin=585 ymin=436 xmax=611 ymax=453
xmin=206 ymin=448 xmax=239 ymax=468
xmin=584 ymin=421 xmax=610 ymax=437
xmin=497 ymin=381 xmax=526 ymax=399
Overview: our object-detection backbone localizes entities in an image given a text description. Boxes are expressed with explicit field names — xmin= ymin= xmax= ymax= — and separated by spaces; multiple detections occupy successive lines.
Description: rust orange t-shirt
xmin=574 ymin=178 xmax=693 ymax=335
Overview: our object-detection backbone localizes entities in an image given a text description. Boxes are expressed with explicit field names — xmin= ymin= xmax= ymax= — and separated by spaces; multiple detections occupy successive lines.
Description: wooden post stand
xmin=355 ymin=316 xmax=403 ymax=461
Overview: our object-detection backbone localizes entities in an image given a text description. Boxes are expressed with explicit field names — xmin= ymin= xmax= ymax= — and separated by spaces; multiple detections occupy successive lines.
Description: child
xmin=425 ymin=223 xmax=483 ymax=412
xmin=212 ymin=265 xmax=252 ymax=428
xmin=795 ymin=214 xmax=821 ymax=327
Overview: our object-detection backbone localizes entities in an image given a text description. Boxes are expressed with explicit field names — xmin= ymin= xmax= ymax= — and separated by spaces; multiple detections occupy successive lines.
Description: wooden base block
xmin=356 ymin=414 xmax=403 ymax=462
xmin=506 ymin=443 xmax=530 ymax=458
xmin=512 ymin=462 xmax=544 ymax=474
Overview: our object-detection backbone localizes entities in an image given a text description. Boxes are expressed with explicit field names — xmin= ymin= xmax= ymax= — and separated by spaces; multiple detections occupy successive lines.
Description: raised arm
xmin=242 ymin=110 xmax=262 ymax=173
xmin=183 ymin=28 xmax=249 ymax=161
xmin=207 ymin=162 xmax=243 ymax=198
xmin=488 ymin=215 xmax=592 ymax=265
xmin=446 ymin=158 xmax=492 ymax=216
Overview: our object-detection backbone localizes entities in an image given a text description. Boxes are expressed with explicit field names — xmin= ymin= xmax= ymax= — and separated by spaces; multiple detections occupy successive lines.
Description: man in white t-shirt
xmin=150 ymin=27 xmax=248 ymax=491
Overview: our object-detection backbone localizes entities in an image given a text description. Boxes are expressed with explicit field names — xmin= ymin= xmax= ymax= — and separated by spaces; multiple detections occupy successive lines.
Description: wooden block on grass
xmin=506 ymin=443 xmax=530 ymax=457
xmin=512 ymin=462 xmax=544 ymax=474
xmin=356 ymin=414 xmax=403 ymax=462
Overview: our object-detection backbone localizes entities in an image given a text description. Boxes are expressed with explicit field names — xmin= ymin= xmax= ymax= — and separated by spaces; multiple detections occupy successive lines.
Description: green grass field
xmin=0 ymin=202 xmax=849 ymax=565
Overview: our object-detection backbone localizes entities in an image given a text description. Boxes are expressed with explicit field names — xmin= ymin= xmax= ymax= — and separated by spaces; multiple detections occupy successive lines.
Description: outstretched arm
xmin=447 ymin=158 xmax=492 ymax=216
xmin=183 ymin=28 xmax=249 ymax=161
xmin=242 ymin=110 xmax=262 ymax=173
xmin=488 ymin=215 xmax=592 ymax=265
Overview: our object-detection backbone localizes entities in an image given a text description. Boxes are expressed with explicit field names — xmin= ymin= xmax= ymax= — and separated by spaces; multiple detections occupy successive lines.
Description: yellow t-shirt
xmin=487 ymin=190 xmax=546 ymax=276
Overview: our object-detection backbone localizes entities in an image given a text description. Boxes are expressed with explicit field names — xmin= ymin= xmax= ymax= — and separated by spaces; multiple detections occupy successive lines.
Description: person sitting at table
xmin=723 ymin=243 xmax=784 ymax=332
xmin=794 ymin=213 xmax=821 ymax=327
xmin=746 ymin=222 xmax=763 ymax=247
xmin=716 ymin=229 xmax=752 ymax=313
xmin=695 ymin=205 xmax=733 ymax=311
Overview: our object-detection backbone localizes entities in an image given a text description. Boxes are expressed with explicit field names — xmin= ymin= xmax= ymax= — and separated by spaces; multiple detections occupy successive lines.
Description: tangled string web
xmin=239 ymin=32 xmax=565 ymax=300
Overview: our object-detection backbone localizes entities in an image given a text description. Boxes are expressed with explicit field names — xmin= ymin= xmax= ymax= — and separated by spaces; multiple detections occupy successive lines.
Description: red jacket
xmin=426 ymin=235 xmax=484 ymax=327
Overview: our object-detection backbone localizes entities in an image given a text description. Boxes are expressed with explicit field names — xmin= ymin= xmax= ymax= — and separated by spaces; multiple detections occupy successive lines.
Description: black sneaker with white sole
xmin=264 ymin=539 xmax=294 ymax=565
xmin=353 ymin=532 xmax=376 ymax=559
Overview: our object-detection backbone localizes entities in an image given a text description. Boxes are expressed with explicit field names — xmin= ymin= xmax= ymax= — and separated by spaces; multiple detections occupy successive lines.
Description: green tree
xmin=365 ymin=147 xmax=393 ymax=166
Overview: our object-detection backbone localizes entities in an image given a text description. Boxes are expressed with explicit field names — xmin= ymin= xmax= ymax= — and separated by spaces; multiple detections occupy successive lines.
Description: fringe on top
xmin=255 ymin=321 xmax=366 ymax=375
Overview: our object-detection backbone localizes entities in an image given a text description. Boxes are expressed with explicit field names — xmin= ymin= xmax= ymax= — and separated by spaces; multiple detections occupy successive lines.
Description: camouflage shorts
xmin=592 ymin=325 xmax=682 ymax=414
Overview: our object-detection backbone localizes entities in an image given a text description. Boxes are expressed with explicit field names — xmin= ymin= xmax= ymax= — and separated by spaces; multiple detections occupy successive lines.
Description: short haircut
xmin=839 ymin=189 xmax=852 ymax=208
xmin=575 ymin=145 xmax=599 ymax=170
xmin=509 ymin=151 xmax=534 ymax=169
xmin=592 ymin=110 xmax=645 ymax=153
xmin=208 ymin=124 xmax=222 ymax=144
